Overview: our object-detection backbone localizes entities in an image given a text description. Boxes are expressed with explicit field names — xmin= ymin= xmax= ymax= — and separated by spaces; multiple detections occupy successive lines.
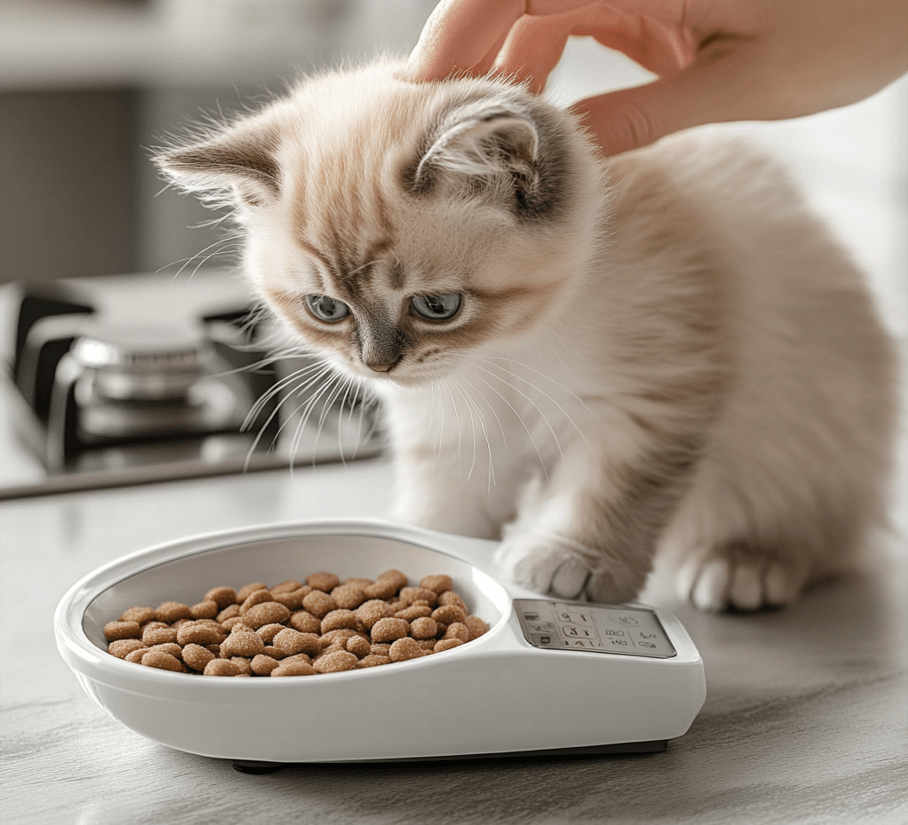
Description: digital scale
xmin=55 ymin=520 xmax=706 ymax=767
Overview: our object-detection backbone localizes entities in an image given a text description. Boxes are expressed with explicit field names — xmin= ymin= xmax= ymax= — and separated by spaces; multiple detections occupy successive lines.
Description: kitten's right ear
xmin=154 ymin=129 xmax=280 ymax=208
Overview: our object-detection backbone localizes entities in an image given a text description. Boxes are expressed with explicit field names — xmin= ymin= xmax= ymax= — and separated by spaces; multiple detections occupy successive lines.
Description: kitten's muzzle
xmin=365 ymin=355 xmax=401 ymax=373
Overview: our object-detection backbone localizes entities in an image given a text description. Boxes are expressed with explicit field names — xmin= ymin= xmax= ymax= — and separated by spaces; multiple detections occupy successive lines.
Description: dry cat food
xmin=103 ymin=570 xmax=489 ymax=677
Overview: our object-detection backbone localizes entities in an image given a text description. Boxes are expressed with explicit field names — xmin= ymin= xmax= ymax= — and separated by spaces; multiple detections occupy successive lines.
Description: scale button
xmin=530 ymin=633 xmax=559 ymax=649
xmin=557 ymin=609 xmax=595 ymax=625
xmin=560 ymin=624 xmax=598 ymax=640
xmin=611 ymin=614 xmax=640 ymax=626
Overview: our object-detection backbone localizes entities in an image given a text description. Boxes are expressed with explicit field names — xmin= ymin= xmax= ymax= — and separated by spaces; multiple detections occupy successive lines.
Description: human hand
xmin=405 ymin=0 xmax=908 ymax=155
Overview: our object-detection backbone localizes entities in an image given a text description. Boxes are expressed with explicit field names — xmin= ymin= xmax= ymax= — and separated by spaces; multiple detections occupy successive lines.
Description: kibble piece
xmin=377 ymin=569 xmax=408 ymax=590
xmin=104 ymin=621 xmax=141 ymax=642
xmin=307 ymin=571 xmax=340 ymax=592
xmin=371 ymin=617 xmax=410 ymax=643
xmin=394 ymin=604 xmax=432 ymax=622
xmin=149 ymin=643 xmax=183 ymax=660
xmin=119 ymin=606 xmax=156 ymax=625
xmin=125 ymin=647 xmax=151 ymax=663
xmin=221 ymin=628 xmax=266 ymax=658
xmin=272 ymin=587 xmax=309 ymax=610
xmin=204 ymin=659 xmax=242 ymax=677
xmin=465 ymin=615 xmax=490 ymax=639
xmin=302 ymin=590 xmax=336 ymax=619
xmin=141 ymin=650 xmax=183 ymax=672
xmin=220 ymin=616 xmax=245 ymax=630
xmin=239 ymin=589 xmax=274 ymax=614
xmin=312 ymin=651 xmax=358 ymax=673
xmin=319 ymin=628 xmax=361 ymax=647
xmin=230 ymin=657 xmax=254 ymax=676
xmin=108 ymin=638 xmax=146 ymax=659
xmin=370 ymin=643 xmax=391 ymax=656
xmin=435 ymin=638 xmax=465 ymax=653
xmin=346 ymin=635 xmax=371 ymax=658
xmin=251 ymin=654 xmax=281 ymax=675
xmin=409 ymin=617 xmax=439 ymax=640
xmin=142 ymin=625 xmax=178 ymax=646
xmin=356 ymin=654 xmax=393 ymax=668
xmin=399 ymin=587 xmax=438 ymax=607
xmin=273 ymin=628 xmax=320 ymax=657
xmin=443 ymin=622 xmax=471 ymax=643
xmin=182 ymin=644 xmax=216 ymax=672
xmin=362 ymin=579 xmax=397 ymax=599
xmin=216 ymin=604 xmax=241 ymax=623
xmin=262 ymin=645 xmax=284 ymax=659
xmin=289 ymin=610 xmax=322 ymax=634
xmin=389 ymin=637 xmax=424 ymax=662
xmin=271 ymin=661 xmax=317 ymax=677
xmin=242 ymin=601 xmax=291 ymax=629
xmin=236 ymin=582 xmax=268 ymax=602
xmin=256 ymin=623 xmax=286 ymax=643
xmin=321 ymin=609 xmax=359 ymax=633
xmin=270 ymin=579 xmax=303 ymax=595
xmin=188 ymin=600 xmax=219 ymax=620
xmin=280 ymin=653 xmax=313 ymax=666
xmin=417 ymin=639 xmax=437 ymax=652
xmin=438 ymin=591 xmax=468 ymax=611
xmin=155 ymin=601 xmax=192 ymax=624
xmin=355 ymin=600 xmax=392 ymax=630
xmin=176 ymin=622 xmax=222 ymax=647
xmin=420 ymin=574 xmax=453 ymax=594
xmin=330 ymin=584 xmax=366 ymax=610
xmin=432 ymin=604 xmax=467 ymax=626
xmin=204 ymin=587 xmax=237 ymax=610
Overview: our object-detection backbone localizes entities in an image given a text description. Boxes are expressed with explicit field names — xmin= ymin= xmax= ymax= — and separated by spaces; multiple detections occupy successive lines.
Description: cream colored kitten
xmin=158 ymin=60 xmax=898 ymax=612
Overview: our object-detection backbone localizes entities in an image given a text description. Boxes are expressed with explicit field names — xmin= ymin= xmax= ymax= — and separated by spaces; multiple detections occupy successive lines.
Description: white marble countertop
xmin=2 ymin=456 xmax=906 ymax=825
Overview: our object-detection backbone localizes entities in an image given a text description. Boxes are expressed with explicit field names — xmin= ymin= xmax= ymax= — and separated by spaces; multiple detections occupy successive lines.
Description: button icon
xmin=613 ymin=615 xmax=639 ymax=626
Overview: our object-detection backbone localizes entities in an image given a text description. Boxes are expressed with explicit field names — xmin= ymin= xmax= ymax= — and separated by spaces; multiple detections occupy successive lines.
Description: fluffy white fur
xmin=158 ymin=60 xmax=898 ymax=611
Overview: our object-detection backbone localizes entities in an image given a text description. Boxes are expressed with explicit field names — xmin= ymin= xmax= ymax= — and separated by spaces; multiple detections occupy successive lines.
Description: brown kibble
xmin=399 ymin=587 xmax=437 ymax=607
xmin=289 ymin=610 xmax=322 ymax=634
xmin=394 ymin=604 xmax=432 ymax=622
xmin=409 ymin=617 xmax=439 ymax=639
xmin=370 ymin=643 xmax=391 ymax=656
xmin=272 ymin=587 xmax=310 ymax=610
xmin=319 ymin=629 xmax=361 ymax=647
xmin=188 ymin=600 xmax=218 ymax=620
xmin=204 ymin=659 xmax=242 ymax=677
xmin=417 ymin=639 xmax=437 ymax=652
xmin=205 ymin=643 xmax=221 ymax=656
xmin=243 ymin=601 xmax=291 ymax=629
xmin=273 ymin=628 xmax=320 ymax=657
xmin=389 ymin=637 xmax=424 ymax=662
xmin=256 ymin=623 xmax=286 ymax=643
xmin=104 ymin=621 xmax=141 ymax=641
xmin=432 ymin=604 xmax=468 ymax=626
xmin=176 ymin=622 xmax=222 ymax=647
xmin=387 ymin=600 xmax=406 ymax=614
xmin=155 ymin=601 xmax=192 ymax=624
xmin=312 ymin=651 xmax=358 ymax=673
xmin=438 ymin=591 xmax=468 ymax=611
xmin=330 ymin=584 xmax=366 ymax=610
xmin=362 ymin=579 xmax=397 ymax=599
xmin=302 ymin=590 xmax=336 ymax=618
xmin=149 ymin=643 xmax=183 ymax=660
xmin=356 ymin=654 xmax=393 ymax=668
xmin=420 ymin=574 xmax=453 ymax=594
xmin=434 ymin=638 xmax=465 ymax=653
xmin=371 ymin=617 xmax=410 ymax=643
xmin=465 ymin=615 xmax=489 ymax=639
xmin=239 ymin=589 xmax=274 ymax=614
xmin=271 ymin=661 xmax=317 ymax=677
xmin=443 ymin=622 xmax=471 ymax=643
xmin=204 ymin=587 xmax=237 ymax=610
xmin=251 ymin=654 xmax=281 ymax=675
xmin=346 ymin=635 xmax=371 ymax=658
xmin=355 ymin=600 xmax=392 ymax=630
xmin=141 ymin=650 xmax=183 ymax=672
xmin=270 ymin=579 xmax=303 ymax=595
xmin=221 ymin=629 xmax=265 ymax=658
xmin=119 ymin=606 xmax=156 ymax=625
xmin=220 ymin=616 xmax=246 ymax=631
xmin=216 ymin=604 xmax=241 ymax=623
xmin=320 ymin=609 xmax=359 ymax=633
xmin=182 ymin=644 xmax=216 ymax=672
xmin=280 ymin=653 xmax=312 ymax=666
xmin=262 ymin=645 xmax=284 ymax=659
xmin=108 ymin=638 xmax=146 ymax=659
xmin=377 ymin=569 xmax=408 ymax=590
xmin=230 ymin=657 xmax=254 ymax=676
xmin=142 ymin=625 xmax=178 ymax=646
xmin=125 ymin=647 xmax=151 ymax=663
xmin=307 ymin=571 xmax=340 ymax=592
xmin=236 ymin=582 xmax=268 ymax=602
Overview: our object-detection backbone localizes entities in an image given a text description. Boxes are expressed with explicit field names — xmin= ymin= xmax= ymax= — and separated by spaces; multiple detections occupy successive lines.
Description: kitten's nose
xmin=366 ymin=357 xmax=400 ymax=373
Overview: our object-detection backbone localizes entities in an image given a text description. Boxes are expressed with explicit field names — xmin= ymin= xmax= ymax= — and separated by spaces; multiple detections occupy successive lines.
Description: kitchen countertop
xmin=1 ymin=456 xmax=906 ymax=825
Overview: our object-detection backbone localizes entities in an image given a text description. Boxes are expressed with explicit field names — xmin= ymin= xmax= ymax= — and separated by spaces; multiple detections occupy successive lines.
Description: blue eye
xmin=410 ymin=294 xmax=462 ymax=321
xmin=306 ymin=295 xmax=350 ymax=322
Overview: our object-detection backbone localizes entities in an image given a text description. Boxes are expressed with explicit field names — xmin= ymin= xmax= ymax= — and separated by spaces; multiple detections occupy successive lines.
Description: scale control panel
xmin=515 ymin=600 xmax=676 ymax=659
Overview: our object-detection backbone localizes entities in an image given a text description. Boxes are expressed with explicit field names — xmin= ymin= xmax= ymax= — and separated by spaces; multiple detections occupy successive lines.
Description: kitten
xmin=157 ymin=59 xmax=898 ymax=612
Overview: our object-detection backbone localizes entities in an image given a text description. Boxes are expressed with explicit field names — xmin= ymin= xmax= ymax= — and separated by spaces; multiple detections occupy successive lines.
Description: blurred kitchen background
xmin=1 ymin=0 xmax=905 ymax=508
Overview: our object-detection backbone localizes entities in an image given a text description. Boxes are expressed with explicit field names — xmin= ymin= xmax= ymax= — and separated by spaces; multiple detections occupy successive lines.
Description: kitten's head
xmin=157 ymin=60 xmax=606 ymax=386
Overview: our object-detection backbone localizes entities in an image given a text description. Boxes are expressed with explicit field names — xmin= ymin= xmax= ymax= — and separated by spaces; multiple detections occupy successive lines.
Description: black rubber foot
xmin=232 ymin=760 xmax=285 ymax=774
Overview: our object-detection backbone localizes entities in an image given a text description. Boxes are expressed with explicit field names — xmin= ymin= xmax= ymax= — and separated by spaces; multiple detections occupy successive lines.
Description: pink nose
xmin=367 ymin=362 xmax=395 ymax=373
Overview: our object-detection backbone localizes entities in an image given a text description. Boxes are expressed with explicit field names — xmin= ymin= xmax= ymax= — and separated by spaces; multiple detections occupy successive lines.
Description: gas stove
xmin=0 ymin=270 xmax=382 ymax=499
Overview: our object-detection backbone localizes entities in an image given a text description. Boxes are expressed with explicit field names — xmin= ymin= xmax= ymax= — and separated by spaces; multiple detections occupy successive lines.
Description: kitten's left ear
xmin=154 ymin=128 xmax=280 ymax=208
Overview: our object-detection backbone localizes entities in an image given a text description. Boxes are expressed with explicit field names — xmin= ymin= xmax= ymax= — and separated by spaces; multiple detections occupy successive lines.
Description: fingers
xmin=494 ymin=12 xmax=577 ymax=93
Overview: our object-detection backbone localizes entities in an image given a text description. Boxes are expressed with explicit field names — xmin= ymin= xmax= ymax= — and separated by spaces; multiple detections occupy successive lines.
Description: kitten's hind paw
xmin=677 ymin=548 xmax=805 ymax=612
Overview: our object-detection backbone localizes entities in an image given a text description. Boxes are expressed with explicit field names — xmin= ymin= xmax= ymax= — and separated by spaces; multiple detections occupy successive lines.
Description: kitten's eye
xmin=410 ymin=294 xmax=462 ymax=321
xmin=306 ymin=295 xmax=350 ymax=323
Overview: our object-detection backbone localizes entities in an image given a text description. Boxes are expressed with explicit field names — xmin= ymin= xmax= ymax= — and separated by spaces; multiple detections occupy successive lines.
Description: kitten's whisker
xmin=440 ymin=377 xmax=464 ymax=476
xmin=480 ymin=355 xmax=594 ymax=416
xmin=164 ymin=235 xmax=244 ymax=281
xmin=456 ymin=372 xmax=498 ymax=491
xmin=288 ymin=373 xmax=342 ymax=472
xmin=243 ymin=360 xmax=333 ymax=428
xmin=449 ymin=378 xmax=479 ymax=482
xmin=310 ymin=374 xmax=349 ymax=466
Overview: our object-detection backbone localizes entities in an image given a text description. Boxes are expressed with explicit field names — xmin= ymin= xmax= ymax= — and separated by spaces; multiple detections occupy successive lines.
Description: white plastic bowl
xmin=55 ymin=519 xmax=705 ymax=763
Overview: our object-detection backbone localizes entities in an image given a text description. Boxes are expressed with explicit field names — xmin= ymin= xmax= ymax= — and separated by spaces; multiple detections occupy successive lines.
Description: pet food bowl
xmin=55 ymin=519 xmax=705 ymax=763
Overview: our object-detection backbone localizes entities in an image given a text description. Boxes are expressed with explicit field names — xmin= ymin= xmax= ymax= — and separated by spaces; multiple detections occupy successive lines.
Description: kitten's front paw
xmin=494 ymin=535 xmax=642 ymax=603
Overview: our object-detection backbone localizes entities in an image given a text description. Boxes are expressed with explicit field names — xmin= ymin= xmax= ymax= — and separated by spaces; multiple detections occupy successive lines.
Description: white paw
xmin=677 ymin=555 xmax=801 ymax=612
